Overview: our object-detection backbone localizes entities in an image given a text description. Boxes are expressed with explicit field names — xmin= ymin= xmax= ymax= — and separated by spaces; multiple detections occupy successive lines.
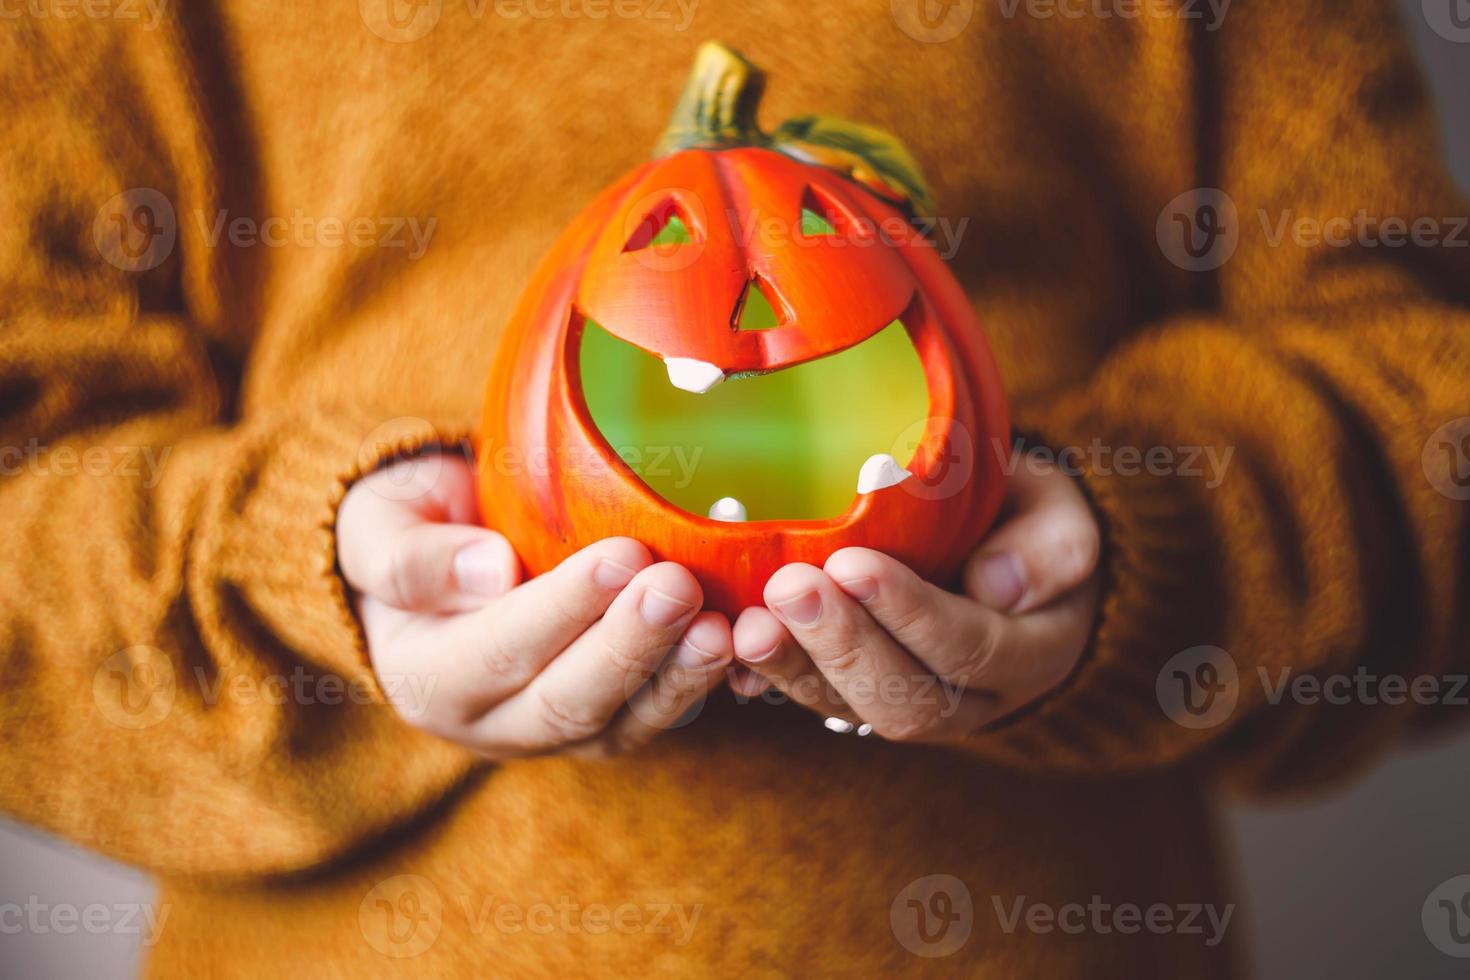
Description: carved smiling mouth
xmin=577 ymin=313 xmax=930 ymax=523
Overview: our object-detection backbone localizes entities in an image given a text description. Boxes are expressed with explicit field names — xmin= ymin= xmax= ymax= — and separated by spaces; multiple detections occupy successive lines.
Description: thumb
xmin=357 ymin=522 xmax=522 ymax=614
xmin=963 ymin=460 xmax=1101 ymax=614
xmin=338 ymin=456 xmax=522 ymax=613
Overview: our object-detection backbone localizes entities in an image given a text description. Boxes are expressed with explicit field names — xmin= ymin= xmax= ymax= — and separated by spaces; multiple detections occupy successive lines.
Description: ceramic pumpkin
xmin=479 ymin=42 xmax=1009 ymax=617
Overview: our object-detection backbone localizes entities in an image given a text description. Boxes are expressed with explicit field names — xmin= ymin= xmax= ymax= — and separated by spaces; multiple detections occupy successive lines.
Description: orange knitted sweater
xmin=2 ymin=1 xmax=1468 ymax=976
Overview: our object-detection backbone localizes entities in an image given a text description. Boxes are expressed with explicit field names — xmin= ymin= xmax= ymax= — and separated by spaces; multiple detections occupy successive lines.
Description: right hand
xmin=336 ymin=453 xmax=732 ymax=760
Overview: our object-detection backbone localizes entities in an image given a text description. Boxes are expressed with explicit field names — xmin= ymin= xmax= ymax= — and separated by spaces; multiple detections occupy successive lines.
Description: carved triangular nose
xmin=734 ymin=277 xmax=785 ymax=331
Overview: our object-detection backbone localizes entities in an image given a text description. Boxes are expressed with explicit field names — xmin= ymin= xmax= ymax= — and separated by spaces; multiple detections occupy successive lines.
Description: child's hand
xmin=730 ymin=462 xmax=1100 ymax=741
xmin=337 ymin=455 xmax=733 ymax=760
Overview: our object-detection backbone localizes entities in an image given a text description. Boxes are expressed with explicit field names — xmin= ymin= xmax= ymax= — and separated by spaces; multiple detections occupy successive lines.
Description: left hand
xmin=730 ymin=460 xmax=1101 ymax=741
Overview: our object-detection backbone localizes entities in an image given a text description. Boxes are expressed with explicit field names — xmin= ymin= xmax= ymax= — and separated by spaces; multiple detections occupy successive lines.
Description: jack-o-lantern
xmin=480 ymin=42 xmax=1009 ymax=616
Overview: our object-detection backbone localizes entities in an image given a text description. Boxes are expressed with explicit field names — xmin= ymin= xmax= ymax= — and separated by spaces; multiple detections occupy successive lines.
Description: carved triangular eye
xmin=624 ymin=201 xmax=698 ymax=251
xmin=798 ymin=185 xmax=851 ymax=238
xmin=735 ymin=277 xmax=785 ymax=331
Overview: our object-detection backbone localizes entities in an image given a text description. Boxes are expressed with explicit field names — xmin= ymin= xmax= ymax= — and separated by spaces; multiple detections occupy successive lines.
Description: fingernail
xmin=640 ymin=587 xmax=695 ymax=627
xmin=453 ymin=540 xmax=504 ymax=597
xmin=674 ymin=637 xmax=720 ymax=668
xmin=974 ymin=552 xmax=1025 ymax=610
xmin=740 ymin=641 xmax=781 ymax=665
xmin=594 ymin=557 xmax=638 ymax=590
xmin=837 ymin=577 xmax=878 ymax=603
xmin=772 ymin=590 xmax=822 ymax=626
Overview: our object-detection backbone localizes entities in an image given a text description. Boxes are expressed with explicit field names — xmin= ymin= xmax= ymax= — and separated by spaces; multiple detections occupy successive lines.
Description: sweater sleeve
xmin=968 ymin=0 xmax=1470 ymax=789
xmin=0 ymin=21 xmax=476 ymax=877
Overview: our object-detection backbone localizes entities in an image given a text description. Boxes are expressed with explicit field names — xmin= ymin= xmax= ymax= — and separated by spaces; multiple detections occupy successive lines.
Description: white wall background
xmin=1 ymin=2 xmax=1467 ymax=977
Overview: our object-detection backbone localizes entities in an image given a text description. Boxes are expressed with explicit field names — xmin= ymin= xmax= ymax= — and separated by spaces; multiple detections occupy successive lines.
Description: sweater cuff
xmin=215 ymin=408 xmax=475 ymax=703
xmin=967 ymin=414 xmax=1227 ymax=772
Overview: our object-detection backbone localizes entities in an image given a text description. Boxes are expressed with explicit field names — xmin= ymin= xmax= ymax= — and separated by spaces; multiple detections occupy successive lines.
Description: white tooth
xmin=856 ymin=453 xmax=913 ymax=494
xmin=824 ymin=716 xmax=856 ymax=734
xmin=708 ymin=496 xmax=747 ymax=522
xmin=664 ymin=357 xmax=725 ymax=393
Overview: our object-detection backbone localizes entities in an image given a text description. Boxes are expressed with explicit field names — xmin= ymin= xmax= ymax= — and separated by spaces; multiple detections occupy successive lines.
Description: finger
xmin=827 ymin=547 xmax=1095 ymax=729
xmin=726 ymin=665 xmax=773 ymax=700
xmin=357 ymin=523 xmax=522 ymax=614
xmin=472 ymin=562 xmax=702 ymax=754
xmin=339 ymin=455 xmax=517 ymax=613
xmin=372 ymin=537 xmax=653 ymax=720
xmin=960 ymin=578 xmax=1100 ymax=730
xmin=965 ymin=462 xmax=1100 ymax=613
xmin=763 ymin=565 xmax=988 ymax=742
xmin=731 ymin=607 xmax=855 ymax=722
xmin=592 ymin=611 xmax=734 ymax=756
xmin=825 ymin=547 xmax=997 ymax=682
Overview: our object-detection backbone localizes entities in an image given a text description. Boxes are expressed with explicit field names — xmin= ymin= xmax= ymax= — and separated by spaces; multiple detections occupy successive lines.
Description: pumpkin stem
xmin=656 ymin=42 xmax=768 ymax=155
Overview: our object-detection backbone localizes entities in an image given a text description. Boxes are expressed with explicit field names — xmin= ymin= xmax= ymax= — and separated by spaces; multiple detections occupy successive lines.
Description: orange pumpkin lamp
xmin=480 ymin=42 xmax=1010 ymax=617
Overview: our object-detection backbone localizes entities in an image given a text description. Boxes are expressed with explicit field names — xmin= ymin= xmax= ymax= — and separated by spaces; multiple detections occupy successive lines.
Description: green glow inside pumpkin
xmin=579 ymin=318 xmax=929 ymax=521
xmin=800 ymin=207 xmax=838 ymax=236
xmin=736 ymin=282 xmax=782 ymax=330
xmin=648 ymin=213 xmax=693 ymax=247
